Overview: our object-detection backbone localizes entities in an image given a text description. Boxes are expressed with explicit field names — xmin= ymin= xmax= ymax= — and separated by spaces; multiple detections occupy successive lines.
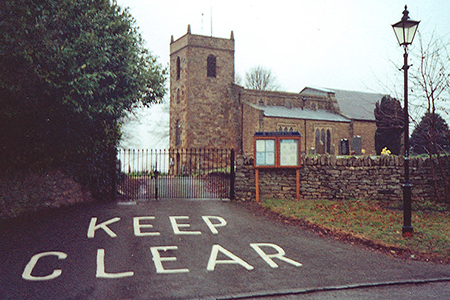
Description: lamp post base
xmin=402 ymin=226 xmax=413 ymax=237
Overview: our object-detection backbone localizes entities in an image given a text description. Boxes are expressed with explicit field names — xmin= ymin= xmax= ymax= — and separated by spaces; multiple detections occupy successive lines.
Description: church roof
xmin=300 ymin=87 xmax=386 ymax=121
xmin=331 ymin=89 xmax=386 ymax=121
xmin=261 ymin=105 xmax=351 ymax=123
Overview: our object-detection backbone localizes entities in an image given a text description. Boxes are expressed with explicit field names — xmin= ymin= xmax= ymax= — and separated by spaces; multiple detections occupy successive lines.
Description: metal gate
xmin=116 ymin=149 xmax=235 ymax=200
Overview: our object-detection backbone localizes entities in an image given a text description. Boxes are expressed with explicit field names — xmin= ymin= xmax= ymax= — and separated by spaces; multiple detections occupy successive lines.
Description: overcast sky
xmin=116 ymin=0 xmax=450 ymax=148
xmin=116 ymin=0 xmax=449 ymax=94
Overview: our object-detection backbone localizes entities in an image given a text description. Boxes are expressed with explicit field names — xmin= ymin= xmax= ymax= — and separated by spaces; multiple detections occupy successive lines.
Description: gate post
xmin=154 ymin=170 xmax=159 ymax=201
xmin=230 ymin=149 xmax=235 ymax=200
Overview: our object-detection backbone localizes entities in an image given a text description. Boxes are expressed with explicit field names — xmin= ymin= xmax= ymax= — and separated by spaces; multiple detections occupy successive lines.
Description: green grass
xmin=261 ymin=198 xmax=450 ymax=261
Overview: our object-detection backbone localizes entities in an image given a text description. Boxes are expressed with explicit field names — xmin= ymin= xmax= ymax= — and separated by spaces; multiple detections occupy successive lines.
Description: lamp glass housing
xmin=392 ymin=19 xmax=420 ymax=46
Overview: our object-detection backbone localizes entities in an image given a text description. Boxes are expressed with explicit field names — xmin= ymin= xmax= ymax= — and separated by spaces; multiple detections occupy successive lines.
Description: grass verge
xmin=261 ymin=198 xmax=450 ymax=263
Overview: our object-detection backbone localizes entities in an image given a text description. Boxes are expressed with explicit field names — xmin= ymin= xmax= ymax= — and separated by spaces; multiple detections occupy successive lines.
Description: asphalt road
xmin=1 ymin=198 xmax=450 ymax=299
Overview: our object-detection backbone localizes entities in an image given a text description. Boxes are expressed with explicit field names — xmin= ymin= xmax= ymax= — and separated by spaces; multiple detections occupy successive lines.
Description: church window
xmin=207 ymin=55 xmax=216 ymax=78
xmin=315 ymin=127 xmax=333 ymax=154
xmin=286 ymin=101 xmax=291 ymax=109
xmin=278 ymin=124 xmax=296 ymax=132
xmin=326 ymin=129 xmax=331 ymax=153
xmin=258 ymin=99 xmax=265 ymax=106
xmin=176 ymin=57 xmax=181 ymax=80
xmin=175 ymin=120 xmax=182 ymax=146
xmin=176 ymin=89 xmax=181 ymax=104
xmin=315 ymin=129 xmax=320 ymax=151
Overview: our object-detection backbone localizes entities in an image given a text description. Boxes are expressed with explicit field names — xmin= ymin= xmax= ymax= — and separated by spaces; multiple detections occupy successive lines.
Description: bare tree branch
xmin=244 ymin=65 xmax=280 ymax=91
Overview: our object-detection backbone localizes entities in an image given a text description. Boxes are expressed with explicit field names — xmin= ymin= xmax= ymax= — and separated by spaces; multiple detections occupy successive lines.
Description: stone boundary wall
xmin=235 ymin=155 xmax=450 ymax=202
xmin=0 ymin=170 xmax=93 ymax=220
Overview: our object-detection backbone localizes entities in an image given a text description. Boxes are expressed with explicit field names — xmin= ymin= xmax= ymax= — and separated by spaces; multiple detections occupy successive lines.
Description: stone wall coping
xmin=236 ymin=154 xmax=435 ymax=168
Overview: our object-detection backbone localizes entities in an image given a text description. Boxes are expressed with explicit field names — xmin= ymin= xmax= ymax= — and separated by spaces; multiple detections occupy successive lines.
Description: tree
xmin=244 ymin=65 xmax=280 ymax=91
xmin=410 ymin=113 xmax=450 ymax=155
xmin=0 ymin=0 xmax=166 ymax=197
xmin=410 ymin=32 xmax=450 ymax=124
xmin=374 ymin=96 xmax=404 ymax=155
xmin=408 ymin=32 xmax=450 ymax=203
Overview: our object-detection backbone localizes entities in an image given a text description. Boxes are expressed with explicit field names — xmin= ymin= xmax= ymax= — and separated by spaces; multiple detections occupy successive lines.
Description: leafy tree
xmin=410 ymin=113 xmax=450 ymax=155
xmin=0 ymin=0 xmax=166 ymax=197
xmin=245 ymin=65 xmax=280 ymax=91
xmin=374 ymin=95 xmax=404 ymax=155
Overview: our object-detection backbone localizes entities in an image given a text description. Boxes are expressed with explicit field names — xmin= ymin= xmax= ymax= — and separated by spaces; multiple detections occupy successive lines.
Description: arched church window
xmin=176 ymin=57 xmax=181 ymax=80
xmin=327 ymin=129 xmax=331 ymax=153
xmin=175 ymin=120 xmax=182 ymax=146
xmin=315 ymin=129 xmax=320 ymax=151
xmin=207 ymin=55 xmax=216 ymax=78
xmin=176 ymin=89 xmax=181 ymax=104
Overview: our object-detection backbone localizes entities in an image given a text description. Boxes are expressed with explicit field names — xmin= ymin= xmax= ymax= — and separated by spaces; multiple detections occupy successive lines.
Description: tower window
xmin=207 ymin=55 xmax=216 ymax=78
xmin=176 ymin=57 xmax=181 ymax=80
xmin=175 ymin=120 xmax=182 ymax=146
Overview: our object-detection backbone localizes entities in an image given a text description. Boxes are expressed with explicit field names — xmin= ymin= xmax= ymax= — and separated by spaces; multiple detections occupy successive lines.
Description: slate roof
xmin=260 ymin=105 xmax=351 ymax=123
xmin=301 ymin=87 xmax=385 ymax=121
xmin=331 ymin=89 xmax=386 ymax=121
xmin=300 ymin=87 xmax=386 ymax=121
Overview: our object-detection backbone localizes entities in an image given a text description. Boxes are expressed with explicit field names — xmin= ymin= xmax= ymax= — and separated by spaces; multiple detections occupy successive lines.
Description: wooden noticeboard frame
xmin=253 ymin=132 xmax=301 ymax=202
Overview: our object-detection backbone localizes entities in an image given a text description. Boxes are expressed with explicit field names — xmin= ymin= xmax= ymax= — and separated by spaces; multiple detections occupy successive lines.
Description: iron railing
xmin=116 ymin=149 xmax=235 ymax=200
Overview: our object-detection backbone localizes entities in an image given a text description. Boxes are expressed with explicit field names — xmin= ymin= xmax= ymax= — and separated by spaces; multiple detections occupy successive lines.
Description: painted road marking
xmin=87 ymin=216 xmax=229 ymax=238
xmin=151 ymin=246 xmax=190 ymax=274
xmin=22 ymin=215 xmax=302 ymax=281
xmin=22 ymin=252 xmax=68 ymax=281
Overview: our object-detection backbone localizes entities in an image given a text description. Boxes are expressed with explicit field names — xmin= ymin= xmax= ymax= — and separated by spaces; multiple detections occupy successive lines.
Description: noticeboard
xmin=254 ymin=132 xmax=301 ymax=168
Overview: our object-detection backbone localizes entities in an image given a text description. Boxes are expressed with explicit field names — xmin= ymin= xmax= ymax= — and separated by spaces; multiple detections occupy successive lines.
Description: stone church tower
xmin=169 ymin=25 xmax=238 ymax=149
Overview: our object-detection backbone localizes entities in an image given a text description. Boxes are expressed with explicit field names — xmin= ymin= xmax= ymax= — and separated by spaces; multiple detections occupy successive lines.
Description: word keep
xmin=87 ymin=215 xmax=228 ymax=238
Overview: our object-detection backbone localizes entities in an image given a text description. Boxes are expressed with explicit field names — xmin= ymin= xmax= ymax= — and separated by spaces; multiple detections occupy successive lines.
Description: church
xmin=169 ymin=26 xmax=386 ymax=156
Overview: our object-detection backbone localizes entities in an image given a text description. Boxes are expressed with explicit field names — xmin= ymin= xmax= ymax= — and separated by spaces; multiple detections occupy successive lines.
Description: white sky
xmin=116 ymin=0 xmax=450 ymax=148
xmin=116 ymin=0 xmax=449 ymax=93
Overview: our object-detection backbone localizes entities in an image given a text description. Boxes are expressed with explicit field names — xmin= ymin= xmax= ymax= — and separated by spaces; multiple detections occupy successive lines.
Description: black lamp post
xmin=392 ymin=5 xmax=420 ymax=237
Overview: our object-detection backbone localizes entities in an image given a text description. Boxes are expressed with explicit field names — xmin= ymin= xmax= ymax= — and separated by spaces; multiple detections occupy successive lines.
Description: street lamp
xmin=392 ymin=5 xmax=420 ymax=237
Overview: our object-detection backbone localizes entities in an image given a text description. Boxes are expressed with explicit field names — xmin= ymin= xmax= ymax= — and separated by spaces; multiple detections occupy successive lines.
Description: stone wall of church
xmin=241 ymin=112 xmax=356 ymax=156
xmin=241 ymin=89 xmax=339 ymax=112
xmin=169 ymin=32 xmax=236 ymax=149
xmin=242 ymin=103 xmax=263 ymax=155
xmin=351 ymin=120 xmax=377 ymax=155
xmin=235 ymin=154 xmax=449 ymax=203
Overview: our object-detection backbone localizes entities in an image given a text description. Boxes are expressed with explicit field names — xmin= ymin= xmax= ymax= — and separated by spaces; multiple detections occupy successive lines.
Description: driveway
xmin=1 ymin=198 xmax=449 ymax=299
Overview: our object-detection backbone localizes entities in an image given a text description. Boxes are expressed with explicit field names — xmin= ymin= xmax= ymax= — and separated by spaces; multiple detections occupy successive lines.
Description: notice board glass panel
xmin=256 ymin=139 xmax=275 ymax=166
xmin=280 ymin=139 xmax=298 ymax=166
